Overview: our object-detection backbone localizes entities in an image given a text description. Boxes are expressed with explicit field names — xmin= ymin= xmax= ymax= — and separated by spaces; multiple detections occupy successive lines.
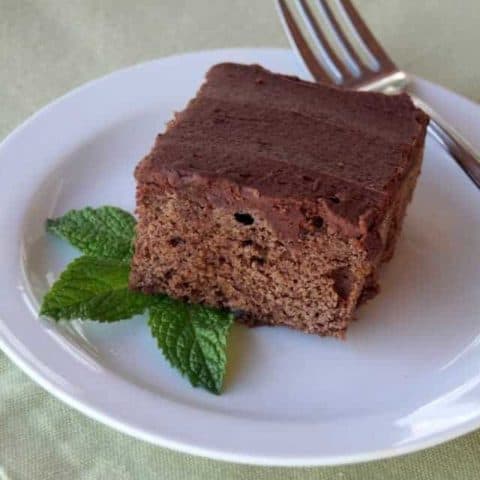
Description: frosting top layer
xmin=137 ymin=63 xmax=428 ymax=237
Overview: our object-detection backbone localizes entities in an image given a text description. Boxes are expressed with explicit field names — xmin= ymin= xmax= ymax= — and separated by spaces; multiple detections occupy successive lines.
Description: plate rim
xmin=1 ymin=47 xmax=480 ymax=467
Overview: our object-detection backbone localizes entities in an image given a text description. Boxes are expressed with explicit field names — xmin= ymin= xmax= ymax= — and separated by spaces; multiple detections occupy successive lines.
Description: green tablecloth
xmin=1 ymin=1 xmax=479 ymax=478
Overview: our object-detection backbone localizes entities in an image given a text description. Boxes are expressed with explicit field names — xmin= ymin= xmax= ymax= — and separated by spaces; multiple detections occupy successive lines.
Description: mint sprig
xmin=47 ymin=206 xmax=136 ymax=261
xmin=149 ymin=298 xmax=233 ymax=395
xmin=40 ymin=256 xmax=153 ymax=322
xmin=41 ymin=206 xmax=233 ymax=394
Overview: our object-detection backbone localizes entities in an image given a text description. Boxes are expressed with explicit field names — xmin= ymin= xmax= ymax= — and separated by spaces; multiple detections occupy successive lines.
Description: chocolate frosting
xmin=136 ymin=63 xmax=429 ymax=249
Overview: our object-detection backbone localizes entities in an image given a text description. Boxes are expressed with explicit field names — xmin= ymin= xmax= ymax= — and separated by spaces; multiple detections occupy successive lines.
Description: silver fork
xmin=276 ymin=0 xmax=480 ymax=188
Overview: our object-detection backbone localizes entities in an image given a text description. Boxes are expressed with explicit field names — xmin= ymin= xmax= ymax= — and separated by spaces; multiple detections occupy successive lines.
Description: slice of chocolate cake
xmin=130 ymin=63 xmax=429 ymax=338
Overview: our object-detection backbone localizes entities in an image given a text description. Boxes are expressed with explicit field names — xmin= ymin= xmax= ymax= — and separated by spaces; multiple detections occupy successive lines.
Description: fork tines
xmin=276 ymin=0 xmax=396 ymax=87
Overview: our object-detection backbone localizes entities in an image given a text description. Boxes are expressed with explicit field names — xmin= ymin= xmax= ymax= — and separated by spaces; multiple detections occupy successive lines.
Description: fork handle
xmin=409 ymin=94 xmax=480 ymax=189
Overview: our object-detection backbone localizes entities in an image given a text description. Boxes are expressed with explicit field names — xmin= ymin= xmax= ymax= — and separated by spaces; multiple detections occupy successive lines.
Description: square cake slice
xmin=130 ymin=63 xmax=429 ymax=337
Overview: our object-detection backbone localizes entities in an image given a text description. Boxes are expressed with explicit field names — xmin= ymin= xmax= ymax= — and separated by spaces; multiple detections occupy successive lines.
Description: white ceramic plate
xmin=0 ymin=48 xmax=479 ymax=466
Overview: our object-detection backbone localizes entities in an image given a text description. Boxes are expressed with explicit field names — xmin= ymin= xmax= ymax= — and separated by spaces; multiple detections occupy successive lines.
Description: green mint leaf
xmin=148 ymin=298 xmax=234 ymax=394
xmin=40 ymin=256 xmax=153 ymax=322
xmin=47 ymin=206 xmax=136 ymax=261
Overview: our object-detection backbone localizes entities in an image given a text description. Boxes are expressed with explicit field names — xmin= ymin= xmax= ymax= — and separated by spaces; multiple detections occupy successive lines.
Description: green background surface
xmin=1 ymin=1 xmax=479 ymax=478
